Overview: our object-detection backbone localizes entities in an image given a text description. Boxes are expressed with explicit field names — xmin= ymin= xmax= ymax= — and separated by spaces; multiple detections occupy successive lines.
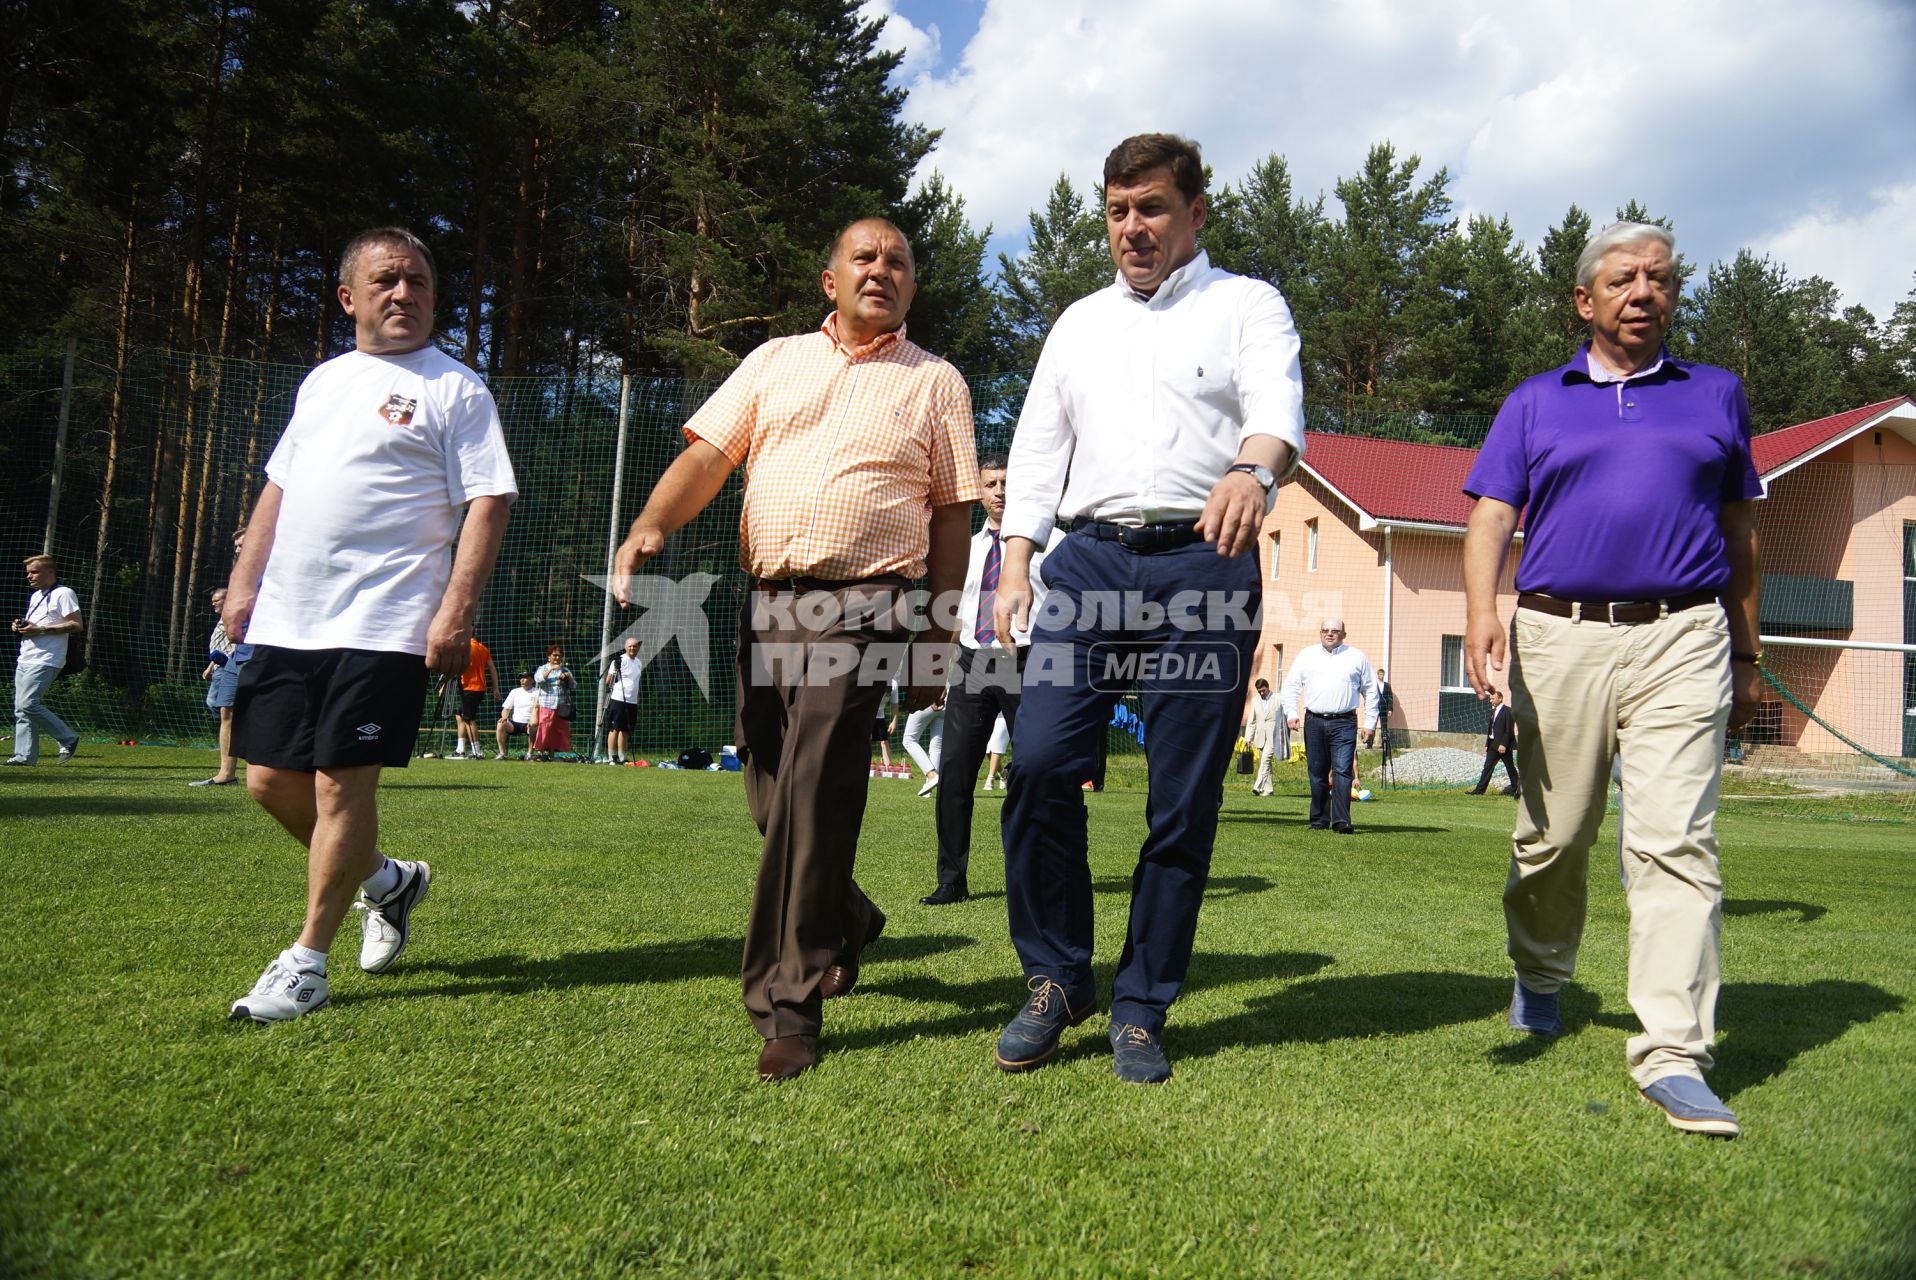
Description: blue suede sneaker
xmin=1641 ymin=1075 xmax=1740 ymax=1138
xmin=994 ymin=976 xmax=1096 ymax=1071
xmin=1110 ymin=1022 xmax=1172 ymax=1084
xmin=1508 ymin=979 xmax=1563 ymax=1037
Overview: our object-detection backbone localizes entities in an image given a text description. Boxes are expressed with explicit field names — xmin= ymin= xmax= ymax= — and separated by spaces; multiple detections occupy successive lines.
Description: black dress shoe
xmin=1331 ymin=821 xmax=1354 ymax=834
xmin=920 ymin=886 xmax=968 ymax=906
xmin=757 ymin=1034 xmax=818 ymax=1081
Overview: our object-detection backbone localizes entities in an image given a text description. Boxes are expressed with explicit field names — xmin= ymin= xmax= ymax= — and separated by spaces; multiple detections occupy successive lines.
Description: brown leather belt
xmin=753 ymin=573 xmax=908 ymax=594
xmin=1516 ymin=590 xmax=1718 ymax=624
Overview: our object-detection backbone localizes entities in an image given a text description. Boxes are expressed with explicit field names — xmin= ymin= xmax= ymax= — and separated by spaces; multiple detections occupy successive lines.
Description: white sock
xmin=286 ymin=943 xmax=327 ymax=974
xmin=361 ymin=857 xmax=403 ymax=902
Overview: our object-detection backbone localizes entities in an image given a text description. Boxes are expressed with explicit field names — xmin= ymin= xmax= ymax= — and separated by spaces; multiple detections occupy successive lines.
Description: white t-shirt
xmin=18 ymin=585 xmax=80 ymax=668
xmin=246 ymin=346 xmax=518 ymax=654
xmin=500 ymin=686 xmax=538 ymax=725
xmin=608 ymin=653 xmax=643 ymax=703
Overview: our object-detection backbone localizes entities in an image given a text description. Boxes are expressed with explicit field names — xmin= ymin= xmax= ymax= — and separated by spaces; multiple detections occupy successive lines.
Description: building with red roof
xmin=1256 ymin=398 xmax=1916 ymax=758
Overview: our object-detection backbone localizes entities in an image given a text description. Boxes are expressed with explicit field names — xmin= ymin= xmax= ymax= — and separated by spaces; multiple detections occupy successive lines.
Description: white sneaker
xmin=229 ymin=956 xmax=329 ymax=1023
xmin=356 ymin=860 xmax=432 ymax=973
xmin=917 ymin=773 xmax=939 ymax=798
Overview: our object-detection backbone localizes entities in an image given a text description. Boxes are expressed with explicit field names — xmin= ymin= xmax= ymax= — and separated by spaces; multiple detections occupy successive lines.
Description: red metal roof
xmin=1748 ymin=396 xmax=1911 ymax=474
xmin=1298 ymin=430 xmax=1485 ymax=528
xmin=1300 ymin=396 xmax=1915 ymax=529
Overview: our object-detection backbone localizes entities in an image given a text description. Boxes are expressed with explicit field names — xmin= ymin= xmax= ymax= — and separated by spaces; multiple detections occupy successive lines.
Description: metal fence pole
xmin=591 ymin=373 xmax=633 ymax=762
xmin=42 ymin=337 xmax=78 ymax=555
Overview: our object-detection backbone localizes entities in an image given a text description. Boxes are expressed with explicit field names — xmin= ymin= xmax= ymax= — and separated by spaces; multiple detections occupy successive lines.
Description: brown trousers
xmin=737 ymin=580 xmax=906 ymax=1039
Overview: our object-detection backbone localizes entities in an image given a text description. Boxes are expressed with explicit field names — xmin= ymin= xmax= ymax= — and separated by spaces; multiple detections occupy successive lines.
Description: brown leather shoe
xmin=819 ymin=911 xmax=886 ymax=1000
xmin=756 ymin=1034 xmax=818 ymax=1081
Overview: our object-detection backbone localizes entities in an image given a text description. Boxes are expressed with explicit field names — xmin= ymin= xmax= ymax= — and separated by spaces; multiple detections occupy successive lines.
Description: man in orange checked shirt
xmin=450 ymin=636 xmax=497 ymax=758
xmin=614 ymin=217 xmax=977 ymax=1082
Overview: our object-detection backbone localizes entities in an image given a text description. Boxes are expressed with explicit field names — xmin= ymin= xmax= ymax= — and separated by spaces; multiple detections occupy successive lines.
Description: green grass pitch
xmin=2 ymin=748 xmax=1912 ymax=1278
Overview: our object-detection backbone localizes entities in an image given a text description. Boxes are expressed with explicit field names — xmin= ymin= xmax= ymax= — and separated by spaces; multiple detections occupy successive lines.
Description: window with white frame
xmin=1306 ymin=519 xmax=1318 ymax=572
xmin=1439 ymin=635 xmax=1471 ymax=692
xmin=1269 ymin=531 xmax=1281 ymax=581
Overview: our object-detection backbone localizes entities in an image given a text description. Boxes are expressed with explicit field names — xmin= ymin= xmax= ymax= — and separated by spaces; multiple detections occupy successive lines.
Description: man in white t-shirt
xmin=496 ymin=671 xmax=539 ymax=759
xmin=223 ymin=226 xmax=517 ymax=1024
xmin=7 ymin=554 xmax=83 ymax=766
xmin=602 ymin=635 xmax=643 ymax=764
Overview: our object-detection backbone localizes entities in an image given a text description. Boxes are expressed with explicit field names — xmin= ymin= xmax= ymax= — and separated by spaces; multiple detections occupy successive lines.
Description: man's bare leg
xmin=247 ymin=763 xmax=387 ymax=953
xmin=213 ymin=707 xmax=238 ymax=783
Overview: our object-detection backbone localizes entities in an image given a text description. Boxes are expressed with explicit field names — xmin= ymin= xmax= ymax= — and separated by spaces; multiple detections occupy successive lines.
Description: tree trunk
xmin=466 ymin=150 xmax=492 ymax=367
xmin=85 ymin=202 xmax=139 ymax=667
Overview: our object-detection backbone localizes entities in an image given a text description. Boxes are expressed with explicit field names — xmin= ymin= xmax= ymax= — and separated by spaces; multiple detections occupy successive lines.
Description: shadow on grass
xmin=1177 ymin=971 xmax=1514 ymax=1061
xmin=1724 ymin=898 xmax=1827 ymax=923
xmin=0 ymin=793 xmax=217 ymax=819
xmin=1086 ymin=873 xmax=1276 ymax=899
xmin=1711 ymin=980 xmax=1904 ymax=1100
xmin=388 ymin=932 xmax=977 ymax=1002
xmin=835 ymin=949 xmax=1334 ymax=1055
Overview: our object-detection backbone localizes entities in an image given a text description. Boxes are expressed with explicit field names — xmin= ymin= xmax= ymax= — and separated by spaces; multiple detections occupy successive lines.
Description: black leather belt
xmin=1070 ymin=517 xmax=1203 ymax=552
xmin=1306 ymin=710 xmax=1356 ymax=720
xmin=1517 ymin=590 xmax=1718 ymax=624
xmin=753 ymin=574 xmax=907 ymax=594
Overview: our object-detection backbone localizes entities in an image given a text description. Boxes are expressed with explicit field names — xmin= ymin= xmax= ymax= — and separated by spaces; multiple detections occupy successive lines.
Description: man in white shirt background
xmin=8 ymin=554 xmax=83 ymax=766
xmin=603 ymin=635 xmax=643 ymax=764
xmin=496 ymin=671 xmax=539 ymax=759
xmin=222 ymin=226 xmax=516 ymax=1023
xmin=923 ymin=452 xmax=1063 ymax=905
xmin=1280 ymin=617 xmax=1379 ymax=834
xmin=991 ymin=133 xmax=1305 ymax=1084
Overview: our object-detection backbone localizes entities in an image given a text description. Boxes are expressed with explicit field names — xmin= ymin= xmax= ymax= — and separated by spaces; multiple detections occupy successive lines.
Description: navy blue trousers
xmin=1304 ymin=711 xmax=1357 ymax=827
xmin=1001 ymin=533 xmax=1261 ymax=1034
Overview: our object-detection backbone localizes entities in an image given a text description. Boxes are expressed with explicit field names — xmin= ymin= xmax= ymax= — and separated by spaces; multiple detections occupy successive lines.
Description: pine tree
xmin=996 ymin=176 xmax=1110 ymax=368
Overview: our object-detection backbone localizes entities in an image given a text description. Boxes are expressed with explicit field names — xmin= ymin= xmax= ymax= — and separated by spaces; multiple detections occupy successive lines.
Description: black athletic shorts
xmin=233 ymin=645 xmax=430 ymax=770
xmin=871 ymin=717 xmax=890 ymax=743
xmin=459 ymin=689 xmax=482 ymax=721
xmin=606 ymin=699 xmax=637 ymax=733
xmin=502 ymin=719 xmax=529 ymax=737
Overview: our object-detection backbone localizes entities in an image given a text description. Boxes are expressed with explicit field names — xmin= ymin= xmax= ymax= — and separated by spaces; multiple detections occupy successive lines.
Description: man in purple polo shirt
xmin=1462 ymin=221 xmax=1763 ymax=1139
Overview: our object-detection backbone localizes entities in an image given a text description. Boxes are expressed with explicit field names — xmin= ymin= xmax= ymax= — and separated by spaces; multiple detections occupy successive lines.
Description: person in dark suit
xmin=1469 ymin=687 xmax=1520 ymax=795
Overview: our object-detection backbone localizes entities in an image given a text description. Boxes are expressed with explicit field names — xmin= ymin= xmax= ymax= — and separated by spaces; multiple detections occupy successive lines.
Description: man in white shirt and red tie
xmin=990 ymin=133 xmax=1305 ymax=1084
xmin=924 ymin=453 xmax=1063 ymax=905
xmin=1279 ymin=617 xmax=1379 ymax=834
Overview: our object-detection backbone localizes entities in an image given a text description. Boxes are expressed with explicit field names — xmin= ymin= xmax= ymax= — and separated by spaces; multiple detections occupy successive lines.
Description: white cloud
xmin=860 ymin=0 xmax=941 ymax=86
xmin=899 ymin=0 xmax=1916 ymax=316
xmin=1757 ymin=185 xmax=1916 ymax=320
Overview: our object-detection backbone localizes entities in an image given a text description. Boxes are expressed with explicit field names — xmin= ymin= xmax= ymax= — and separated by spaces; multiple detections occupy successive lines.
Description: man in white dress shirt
xmin=1279 ymin=617 xmax=1379 ymax=834
xmin=923 ymin=453 xmax=1063 ymax=905
xmin=990 ymin=133 xmax=1305 ymax=1084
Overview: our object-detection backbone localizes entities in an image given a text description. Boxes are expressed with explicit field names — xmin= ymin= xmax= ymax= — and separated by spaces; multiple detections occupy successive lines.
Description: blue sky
xmin=874 ymin=0 xmax=1916 ymax=321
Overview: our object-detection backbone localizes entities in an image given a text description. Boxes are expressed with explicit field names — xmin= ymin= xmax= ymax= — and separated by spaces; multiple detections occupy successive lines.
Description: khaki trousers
xmin=1505 ymin=601 xmax=1731 ymax=1086
xmin=1252 ymin=742 xmax=1276 ymax=795
xmin=736 ymin=582 xmax=904 ymax=1039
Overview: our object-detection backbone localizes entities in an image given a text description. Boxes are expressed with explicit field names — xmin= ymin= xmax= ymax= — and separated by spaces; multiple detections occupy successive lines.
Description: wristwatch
xmin=1226 ymin=463 xmax=1275 ymax=493
xmin=1731 ymin=650 xmax=1763 ymax=667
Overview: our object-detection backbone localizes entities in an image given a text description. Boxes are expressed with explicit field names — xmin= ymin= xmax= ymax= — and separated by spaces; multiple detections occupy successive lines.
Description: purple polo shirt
xmin=1464 ymin=347 xmax=1761 ymax=599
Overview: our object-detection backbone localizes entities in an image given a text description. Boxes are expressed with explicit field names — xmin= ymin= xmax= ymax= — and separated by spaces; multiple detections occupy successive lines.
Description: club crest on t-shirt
xmin=379 ymin=394 xmax=418 ymax=426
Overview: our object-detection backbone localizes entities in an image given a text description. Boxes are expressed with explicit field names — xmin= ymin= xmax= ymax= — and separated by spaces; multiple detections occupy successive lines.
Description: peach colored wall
xmin=1255 ymin=480 xmax=1520 ymax=730
xmin=1796 ymin=450 xmax=1916 ymax=757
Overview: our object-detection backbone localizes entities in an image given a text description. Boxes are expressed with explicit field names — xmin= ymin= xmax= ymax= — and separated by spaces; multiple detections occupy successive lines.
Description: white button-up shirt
xmin=1280 ymin=643 xmax=1379 ymax=728
xmin=957 ymin=522 xmax=1067 ymax=649
xmin=1002 ymin=250 xmax=1306 ymax=541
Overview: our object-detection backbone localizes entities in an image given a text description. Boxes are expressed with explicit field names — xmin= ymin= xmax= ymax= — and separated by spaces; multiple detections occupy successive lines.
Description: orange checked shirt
xmin=684 ymin=315 xmax=978 ymax=580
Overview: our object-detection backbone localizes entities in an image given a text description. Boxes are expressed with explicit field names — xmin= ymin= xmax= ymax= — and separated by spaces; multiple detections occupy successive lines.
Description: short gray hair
xmin=339 ymin=226 xmax=437 ymax=291
xmin=1575 ymin=221 xmax=1676 ymax=290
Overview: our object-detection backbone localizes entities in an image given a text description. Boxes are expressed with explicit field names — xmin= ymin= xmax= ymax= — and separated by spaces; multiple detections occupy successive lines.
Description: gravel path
xmin=1377 ymin=746 xmax=1485 ymax=787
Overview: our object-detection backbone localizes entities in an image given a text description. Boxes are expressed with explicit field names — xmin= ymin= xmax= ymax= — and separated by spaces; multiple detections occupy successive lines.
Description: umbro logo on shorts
xmin=356 ymin=723 xmax=382 ymax=740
